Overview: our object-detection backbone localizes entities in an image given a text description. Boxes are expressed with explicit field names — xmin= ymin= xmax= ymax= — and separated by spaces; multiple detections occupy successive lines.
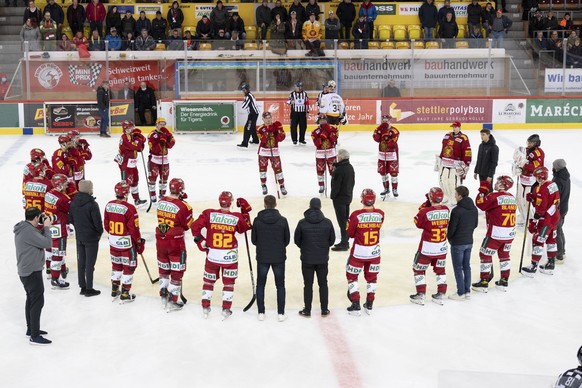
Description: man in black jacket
xmin=68 ymin=180 xmax=104 ymax=297
xmin=473 ymin=128 xmax=499 ymax=192
xmin=552 ymin=159 xmax=570 ymax=262
xmin=336 ymin=0 xmax=356 ymax=40
xmin=447 ymin=186 xmax=478 ymax=301
xmin=294 ymin=198 xmax=335 ymax=318
xmin=66 ymin=0 xmax=85 ymax=36
xmin=330 ymin=148 xmax=355 ymax=251
xmin=251 ymin=195 xmax=290 ymax=322
xmin=134 ymin=81 xmax=157 ymax=126
xmin=419 ymin=0 xmax=438 ymax=41
xmin=96 ymin=80 xmax=112 ymax=137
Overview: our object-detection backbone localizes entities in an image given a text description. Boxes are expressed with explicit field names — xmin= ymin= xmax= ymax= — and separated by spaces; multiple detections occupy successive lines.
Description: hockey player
xmin=68 ymin=130 xmax=92 ymax=185
xmin=51 ymin=134 xmax=77 ymax=181
xmin=103 ymin=181 xmax=145 ymax=303
xmin=513 ymin=134 xmax=545 ymax=226
xmin=116 ymin=120 xmax=147 ymax=206
xmin=318 ymin=80 xmax=346 ymax=126
xmin=437 ymin=121 xmax=472 ymax=204
xmin=373 ymin=114 xmax=400 ymax=198
xmin=472 ymin=175 xmax=517 ymax=292
xmin=410 ymin=187 xmax=450 ymax=306
xmin=521 ymin=166 xmax=561 ymax=277
xmin=23 ymin=164 xmax=52 ymax=211
xmin=257 ymin=111 xmax=287 ymax=196
xmin=311 ymin=113 xmax=338 ymax=194
xmin=237 ymin=83 xmax=260 ymax=148
xmin=287 ymin=81 xmax=310 ymax=145
xmin=156 ymin=177 xmax=194 ymax=311
xmin=23 ymin=148 xmax=53 ymax=185
xmin=554 ymin=346 xmax=582 ymax=388
xmin=44 ymin=173 xmax=72 ymax=289
xmin=345 ymin=189 xmax=385 ymax=316
xmin=192 ymin=192 xmax=252 ymax=319
xmin=147 ymin=118 xmax=175 ymax=203
xmin=316 ymin=82 xmax=329 ymax=112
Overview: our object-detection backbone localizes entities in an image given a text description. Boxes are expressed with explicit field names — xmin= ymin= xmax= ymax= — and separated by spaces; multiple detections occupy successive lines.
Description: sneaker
xmin=298 ymin=309 xmax=311 ymax=318
xmin=236 ymin=143 xmax=248 ymax=148
xmin=410 ymin=292 xmax=426 ymax=306
xmin=347 ymin=301 xmax=361 ymax=316
xmin=331 ymin=244 xmax=349 ymax=252
xmin=99 ymin=133 xmax=111 ymax=138
xmin=222 ymin=308 xmax=233 ymax=320
xmin=495 ymin=278 xmax=508 ymax=292
xmin=318 ymin=186 xmax=325 ymax=194
xmin=448 ymin=293 xmax=466 ymax=301
xmin=120 ymin=292 xmax=136 ymax=303
xmin=278 ymin=314 xmax=287 ymax=322
xmin=555 ymin=256 xmax=565 ymax=264
xmin=84 ymin=289 xmax=101 ymax=297
xmin=539 ymin=259 xmax=555 ymax=275
xmin=431 ymin=292 xmax=445 ymax=305
xmin=363 ymin=300 xmax=373 ymax=315
xmin=26 ymin=329 xmax=47 ymax=336
xmin=203 ymin=307 xmax=211 ymax=319
xmin=521 ymin=263 xmax=538 ymax=278
xmin=135 ymin=199 xmax=147 ymax=206
xmin=258 ymin=313 xmax=265 ymax=321
xmin=321 ymin=309 xmax=330 ymax=317
xmin=471 ymin=279 xmax=489 ymax=293
xmin=280 ymin=185 xmax=288 ymax=196
xmin=261 ymin=185 xmax=268 ymax=195
xmin=29 ymin=336 xmax=52 ymax=346
xmin=51 ymin=279 xmax=70 ymax=290
xmin=392 ymin=188 xmax=399 ymax=197
xmin=464 ymin=293 xmax=471 ymax=300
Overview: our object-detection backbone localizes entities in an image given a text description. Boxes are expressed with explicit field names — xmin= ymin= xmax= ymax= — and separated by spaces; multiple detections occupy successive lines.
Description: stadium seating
xmin=63 ymin=26 xmax=73 ymax=40
xmin=457 ymin=25 xmax=466 ymax=39
xmin=245 ymin=26 xmax=257 ymax=41
xmin=155 ymin=43 xmax=166 ymax=51
xmin=199 ymin=42 xmax=212 ymax=50
xmin=551 ymin=0 xmax=565 ymax=7
xmin=455 ymin=40 xmax=469 ymax=48
xmin=539 ymin=0 xmax=550 ymax=9
xmin=426 ymin=41 xmax=440 ymax=49
xmin=244 ymin=42 xmax=258 ymax=50
xmin=339 ymin=42 xmax=349 ymax=50
xmin=412 ymin=40 xmax=424 ymax=49
xmin=183 ymin=26 xmax=195 ymax=34
xmin=381 ymin=41 xmax=395 ymax=49
xmin=378 ymin=25 xmax=392 ymax=41
xmin=368 ymin=41 xmax=380 ymax=49
xmin=396 ymin=41 xmax=410 ymax=49
xmin=408 ymin=25 xmax=421 ymax=40
xmin=393 ymin=25 xmax=407 ymax=41
xmin=566 ymin=0 xmax=579 ymax=9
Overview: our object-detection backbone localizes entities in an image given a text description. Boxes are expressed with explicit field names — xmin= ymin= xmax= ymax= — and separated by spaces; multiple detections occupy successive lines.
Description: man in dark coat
xmin=294 ymin=198 xmax=335 ymax=317
xmin=96 ymin=80 xmax=112 ymax=137
xmin=473 ymin=128 xmax=499 ymax=191
xmin=134 ymin=81 xmax=157 ymax=125
xmin=419 ymin=0 xmax=438 ymax=41
xmin=251 ymin=195 xmax=290 ymax=322
xmin=68 ymin=180 xmax=103 ymax=297
xmin=66 ymin=0 xmax=85 ymax=36
xmin=330 ymin=148 xmax=355 ymax=251
xmin=336 ymin=0 xmax=356 ymax=40
xmin=552 ymin=159 xmax=570 ymax=262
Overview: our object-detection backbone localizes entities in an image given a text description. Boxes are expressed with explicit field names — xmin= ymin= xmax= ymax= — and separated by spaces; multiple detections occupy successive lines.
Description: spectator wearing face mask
xmin=0 ymin=72 xmax=10 ymax=100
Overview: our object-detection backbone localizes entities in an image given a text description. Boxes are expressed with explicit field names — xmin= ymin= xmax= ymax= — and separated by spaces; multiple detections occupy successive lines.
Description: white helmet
xmin=327 ymin=80 xmax=336 ymax=89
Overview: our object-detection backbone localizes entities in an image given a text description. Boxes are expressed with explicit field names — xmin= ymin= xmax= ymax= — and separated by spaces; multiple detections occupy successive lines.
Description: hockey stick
xmin=242 ymin=231 xmax=256 ymax=312
xmin=323 ymin=147 xmax=328 ymax=198
xmin=518 ymin=202 xmax=531 ymax=273
xmin=180 ymin=280 xmax=187 ymax=304
xmin=139 ymin=253 xmax=159 ymax=284
xmin=268 ymin=134 xmax=281 ymax=199
xmin=139 ymin=151 xmax=154 ymax=213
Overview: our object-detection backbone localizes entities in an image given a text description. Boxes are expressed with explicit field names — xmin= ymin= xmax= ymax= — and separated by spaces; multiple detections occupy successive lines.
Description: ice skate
xmin=521 ymin=263 xmax=538 ymax=278
xmin=363 ymin=300 xmax=373 ymax=315
xmin=160 ymin=288 xmax=169 ymax=309
xmin=203 ymin=307 xmax=211 ymax=319
xmin=135 ymin=198 xmax=147 ymax=206
xmin=61 ymin=267 xmax=69 ymax=279
xmin=392 ymin=188 xmax=399 ymax=197
xmin=380 ymin=187 xmax=389 ymax=196
xmin=280 ymin=185 xmax=288 ymax=196
xmin=51 ymin=279 xmax=69 ymax=290
xmin=495 ymin=278 xmax=508 ymax=292
xmin=221 ymin=308 xmax=232 ymax=321
xmin=318 ymin=186 xmax=325 ymax=194
xmin=471 ymin=279 xmax=489 ymax=293
xmin=111 ymin=284 xmax=120 ymax=301
xmin=167 ymin=301 xmax=184 ymax=313
xmin=261 ymin=185 xmax=268 ymax=195
xmin=431 ymin=292 xmax=445 ymax=305
xmin=409 ymin=292 xmax=425 ymax=306
xmin=347 ymin=301 xmax=361 ymax=316
xmin=119 ymin=292 xmax=136 ymax=304
xmin=539 ymin=259 xmax=555 ymax=275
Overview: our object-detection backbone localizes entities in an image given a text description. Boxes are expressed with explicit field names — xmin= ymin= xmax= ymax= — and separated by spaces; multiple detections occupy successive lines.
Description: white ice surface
xmin=0 ymin=129 xmax=580 ymax=388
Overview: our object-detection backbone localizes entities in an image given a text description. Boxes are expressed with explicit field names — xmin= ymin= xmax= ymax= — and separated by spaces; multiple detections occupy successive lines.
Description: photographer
xmin=14 ymin=207 xmax=53 ymax=345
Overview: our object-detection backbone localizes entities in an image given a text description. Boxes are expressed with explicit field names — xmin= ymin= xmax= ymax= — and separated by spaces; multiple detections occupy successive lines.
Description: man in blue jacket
xmin=358 ymin=0 xmax=377 ymax=39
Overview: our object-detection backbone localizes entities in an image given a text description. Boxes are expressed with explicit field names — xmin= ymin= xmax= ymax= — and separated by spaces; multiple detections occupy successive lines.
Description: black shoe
xmin=80 ymin=287 xmax=87 ymax=295
xmin=236 ymin=143 xmax=248 ymax=148
xmin=26 ymin=329 xmax=47 ymax=336
xmin=99 ymin=133 xmax=111 ymax=138
xmin=321 ymin=309 xmax=330 ymax=317
xmin=298 ymin=309 xmax=311 ymax=318
xmin=29 ymin=336 xmax=52 ymax=345
xmin=249 ymin=140 xmax=259 ymax=144
xmin=84 ymin=289 xmax=101 ymax=297
xmin=299 ymin=141 xmax=307 ymax=145
xmin=293 ymin=141 xmax=298 ymax=145
xmin=331 ymin=244 xmax=349 ymax=252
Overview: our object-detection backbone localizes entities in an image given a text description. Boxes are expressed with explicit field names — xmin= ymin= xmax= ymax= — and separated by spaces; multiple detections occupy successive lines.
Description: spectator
xmin=289 ymin=0 xmax=307 ymax=25
xmin=271 ymin=0 xmax=288 ymax=24
xmin=135 ymin=11 xmax=151 ymax=36
xmin=227 ymin=12 xmax=246 ymax=40
xmin=251 ymin=195 xmax=291 ymax=322
xmin=438 ymin=0 xmax=456 ymax=24
xmin=330 ymin=148 xmax=355 ymax=251
xmin=96 ymin=80 xmax=112 ymax=137
xmin=303 ymin=12 xmax=323 ymax=57
xmin=152 ymin=11 xmax=168 ymax=42
xmin=66 ymin=0 xmax=86 ymax=37
xmin=23 ymin=0 xmax=42 ymax=26
xmin=210 ymin=0 xmax=229 ymax=33
xmin=183 ymin=30 xmax=196 ymax=51
xmin=88 ymin=29 xmax=104 ymax=51
xmin=256 ymin=0 xmax=271 ymax=41
xmin=121 ymin=10 xmax=136 ymax=39
xmin=117 ymin=80 xmax=135 ymax=100
xmin=271 ymin=13 xmax=287 ymax=55
xmin=324 ymin=11 xmax=341 ymax=48
xmin=305 ymin=0 xmax=321 ymax=22
xmin=337 ymin=0 xmax=356 ymax=40
xmin=14 ymin=207 xmax=53 ymax=345
xmin=532 ymin=30 xmax=547 ymax=60
xmin=86 ymin=0 xmax=106 ymax=37
xmin=490 ymin=10 xmax=512 ymax=48
xmin=135 ymin=81 xmax=157 ymax=125
xmin=58 ymin=33 xmax=73 ymax=51
xmin=105 ymin=6 xmax=121 ymax=37
xmin=229 ymin=30 xmax=244 ymax=50
xmin=467 ymin=0 xmax=482 ymax=31
xmin=529 ymin=10 xmax=544 ymax=37
xmin=481 ymin=2 xmax=495 ymax=36
xmin=567 ymin=30 xmax=578 ymax=50
xmin=546 ymin=30 xmax=559 ymax=51
xmin=522 ymin=0 xmax=538 ymax=34
xmin=123 ymin=31 xmax=136 ymax=51
xmin=39 ymin=12 xmax=57 ymax=51
xmin=20 ymin=18 xmax=41 ymax=51
xmin=213 ymin=29 xmax=229 ymax=50
xmin=68 ymin=180 xmax=103 ymax=297
xmin=105 ymin=27 xmax=122 ymax=51
xmin=383 ymin=79 xmax=401 ymax=97
xmin=167 ymin=1 xmax=184 ymax=32
xmin=473 ymin=128 xmax=499 ymax=185
xmin=568 ymin=38 xmax=582 ymax=67
xmin=196 ymin=15 xmax=214 ymax=41
xmin=440 ymin=12 xmax=458 ymax=48
xmin=294 ymin=198 xmax=335 ymax=318
xmin=72 ymin=30 xmax=88 ymax=51
xmin=135 ymin=28 xmax=156 ymax=51
xmin=559 ymin=12 xmax=573 ymax=30
xmin=468 ymin=24 xmax=485 ymax=48
xmin=352 ymin=15 xmax=370 ymax=49
xmin=552 ymin=159 xmax=570 ymax=263
xmin=447 ymin=186 xmax=478 ymax=301
xmin=43 ymin=0 xmax=64 ymax=38
xmin=544 ymin=11 xmax=559 ymax=31
xmin=167 ymin=29 xmax=184 ymax=51
xmin=554 ymin=38 xmax=565 ymax=63
xmin=0 ymin=73 xmax=8 ymax=100
xmin=286 ymin=11 xmax=303 ymax=49
xmin=419 ymin=0 xmax=438 ymax=41
xmin=358 ymin=0 xmax=377 ymax=39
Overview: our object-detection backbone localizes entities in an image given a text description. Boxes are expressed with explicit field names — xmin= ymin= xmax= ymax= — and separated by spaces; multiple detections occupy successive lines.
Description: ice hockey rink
xmin=0 ymin=128 xmax=580 ymax=388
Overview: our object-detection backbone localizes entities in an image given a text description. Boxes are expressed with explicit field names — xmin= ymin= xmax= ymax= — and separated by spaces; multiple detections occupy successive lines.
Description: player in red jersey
xmin=147 ymin=118 xmax=175 ymax=203
xmin=104 ymin=181 xmax=144 ymax=303
xmin=68 ymin=130 xmax=92 ymax=185
xmin=51 ymin=134 xmax=77 ymax=182
xmin=156 ymin=177 xmax=194 ymax=312
xmin=23 ymin=164 xmax=52 ymax=211
xmin=373 ymin=114 xmax=400 ymax=198
xmin=345 ymin=189 xmax=385 ymax=316
xmin=410 ymin=187 xmax=450 ymax=306
xmin=192 ymin=192 xmax=252 ymax=319
xmin=522 ymin=166 xmax=561 ymax=277
xmin=115 ymin=120 xmax=147 ymax=206
xmin=512 ymin=134 xmax=545 ymax=226
xmin=311 ymin=114 xmax=338 ymax=194
xmin=44 ymin=173 xmax=72 ymax=289
xmin=437 ymin=121 xmax=472 ymax=204
xmin=23 ymin=148 xmax=53 ymax=187
xmin=257 ymin=111 xmax=287 ymax=196
xmin=472 ymin=175 xmax=517 ymax=292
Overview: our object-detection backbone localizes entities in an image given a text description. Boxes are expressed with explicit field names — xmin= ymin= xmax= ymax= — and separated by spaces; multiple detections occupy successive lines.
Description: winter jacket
xmin=135 ymin=17 xmax=152 ymax=34
xmin=271 ymin=6 xmax=288 ymax=23
xmin=88 ymin=35 xmax=104 ymax=51
xmin=467 ymin=3 xmax=482 ymax=25
xmin=330 ymin=158 xmax=355 ymax=205
xmin=286 ymin=19 xmax=303 ymax=40
xmin=96 ymin=86 xmax=112 ymax=110
xmin=210 ymin=6 xmax=229 ymax=30
xmin=44 ymin=3 xmax=64 ymax=25
xmin=152 ymin=17 xmax=168 ymax=41
xmin=167 ymin=7 xmax=184 ymax=30
xmin=336 ymin=1 xmax=356 ymax=26
xmin=86 ymin=1 xmax=106 ymax=23
xmin=251 ymin=209 xmax=290 ymax=264
xmin=227 ymin=16 xmax=245 ymax=35
xmin=439 ymin=19 xmax=458 ymax=39
xmin=67 ymin=5 xmax=86 ymax=31
xmin=447 ymin=196 xmax=478 ymax=246
xmin=196 ymin=19 xmax=214 ymax=38
xmin=553 ymin=167 xmax=570 ymax=216
xmin=68 ymin=192 xmax=103 ymax=243
xmin=294 ymin=208 xmax=335 ymax=264
xmin=289 ymin=3 xmax=306 ymax=24
xmin=419 ymin=2 xmax=438 ymax=29
xmin=23 ymin=7 xmax=42 ymax=25
xmin=121 ymin=16 xmax=136 ymax=37
xmin=135 ymin=87 xmax=156 ymax=108
xmin=105 ymin=34 xmax=122 ymax=50
xmin=481 ymin=7 xmax=495 ymax=27
xmin=325 ymin=18 xmax=341 ymax=40
xmin=358 ymin=1 xmax=378 ymax=23
xmin=305 ymin=2 xmax=321 ymax=21
xmin=438 ymin=6 xmax=456 ymax=23
xmin=352 ymin=20 xmax=370 ymax=40
xmin=167 ymin=35 xmax=184 ymax=51
xmin=105 ymin=12 xmax=122 ymax=36
xmin=474 ymin=134 xmax=499 ymax=178
xmin=14 ymin=221 xmax=52 ymax=277
xmin=256 ymin=4 xmax=272 ymax=27
xmin=135 ymin=34 xmax=156 ymax=50
xmin=20 ymin=25 xmax=41 ymax=51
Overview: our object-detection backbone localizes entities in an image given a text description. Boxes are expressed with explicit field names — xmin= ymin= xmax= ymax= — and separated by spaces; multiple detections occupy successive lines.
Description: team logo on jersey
xmin=34 ymin=63 xmax=63 ymax=90
xmin=356 ymin=213 xmax=383 ymax=223
xmin=113 ymin=236 xmax=131 ymax=249
xmin=427 ymin=210 xmax=449 ymax=221
xmin=44 ymin=192 xmax=58 ymax=205
xmin=210 ymin=212 xmax=238 ymax=226
xmin=157 ymin=201 xmax=180 ymax=214
xmin=24 ymin=182 xmax=48 ymax=193
xmin=106 ymin=203 xmax=128 ymax=215
xmin=497 ymin=195 xmax=517 ymax=206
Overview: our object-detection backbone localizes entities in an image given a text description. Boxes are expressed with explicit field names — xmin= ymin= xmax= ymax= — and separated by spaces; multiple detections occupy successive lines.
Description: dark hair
xmin=25 ymin=207 xmax=42 ymax=221
xmin=264 ymin=195 xmax=277 ymax=209
xmin=480 ymin=128 xmax=491 ymax=135
xmin=455 ymin=186 xmax=469 ymax=198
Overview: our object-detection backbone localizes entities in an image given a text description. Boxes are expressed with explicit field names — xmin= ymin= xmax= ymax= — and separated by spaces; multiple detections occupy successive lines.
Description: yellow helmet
xmin=156 ymin=117 xmax=167 ymax=125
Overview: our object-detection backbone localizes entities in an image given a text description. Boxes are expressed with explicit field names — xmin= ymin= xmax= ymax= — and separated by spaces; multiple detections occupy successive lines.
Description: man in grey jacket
xmin=14 ymin=207 xmax=53 ymax=345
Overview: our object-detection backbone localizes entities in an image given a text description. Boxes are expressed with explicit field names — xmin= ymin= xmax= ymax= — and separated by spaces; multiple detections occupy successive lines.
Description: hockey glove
xmin=528 ymin=220 xmax=537 ymax=234
xmin=320 ymin=133 xmax=328 ymax=140
xmin=478 ymin=180 xmax=491 ymax=194
xmin=136 ymin=238 xmax=146 ymax=254
xmin=236 ymin=197 xmax=252 ymax=214
xmin=525 ymin=193 xmax=534 ymax=203
xmin=194 ymin=235 xmax=207 ymax=252
xmin=159 ymin=137 xmax=167 ymax=146
xmin=340 ymin=115 xmax=348 ymax=125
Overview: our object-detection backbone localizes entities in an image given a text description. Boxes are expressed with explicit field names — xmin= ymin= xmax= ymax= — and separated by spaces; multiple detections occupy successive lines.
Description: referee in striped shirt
xmin=237 ymin=83 xmax=260 ymax=148
xmin=287 ymin=81 xmax=309 ymax=145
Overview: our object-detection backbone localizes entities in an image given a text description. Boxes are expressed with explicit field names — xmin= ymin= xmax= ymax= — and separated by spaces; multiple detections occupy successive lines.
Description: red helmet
xmin=262 ymin=111 xmax=272 ymax=119
xmin=58 ymin=134 xmax=71 ymax=145
xmin=30 ymin=148 xmax=45 ymax=162
xmin=450 ymin=121 xmax=461 ymax=128
xmin=534 ymin=166 xmax=549 ymax=181
xmin=219 ymin=191 xmax=233 ymax=207
xmin=361 ymin=188 xmax=376 ymax=206
xmin=51 ymin=173 xmax=68 ymax=190
xmin=428 ymin=187 xmax=444 ymax=203
xmin=318 ymin=113 xmax=327 ymax=122
xmin=121 ymin=120 xmax=134 ymax=131
xmin=114 ymin=181 xmax=130 ymax=197
xmin=29 ymin=163 xmax=46 ymax=178
xmin=497 ymin=175 xmax=514 ymax=190
xmin=381 ymin=114 xmax=392 ymax=122
xmin=68 ymin=130 xmax=80 ymax=138
xmin=169 ymin=178 xmax=185 ymax=195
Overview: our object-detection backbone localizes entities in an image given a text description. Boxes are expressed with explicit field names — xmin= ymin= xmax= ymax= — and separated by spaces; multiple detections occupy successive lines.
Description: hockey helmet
xmin=527 ymin=133 xmax=541 ymax=148
xmin=169 ymin=178 xmax=185 ymax=195
xmin=578 ymin=345 xmax=582 ymax=365
xmin=240 ymin=83 xmax=250 ymax=91
xmin=496 ymin=175 xmax=514 ymax=190
xmin=114 ymin=181 xmax=130 ymax=197
xmin=262 ymin=111 xmax=272 ymax=119
xmin=428 ymin=187 xmax=444 ymax=204
xmin=318 ymin=113 xmax=328 ymax=122
xmin=156 ymin=117 xmax=167 ymax=125
xmin=68 ymin=130 xmax=80 ymax=138
xmin=58 ymin=134 xmax=71 ymax=145
xmin=327 ymin=80 xmax=336 ymax=89
xmin=381 ymin=114 xmax=392 ymax=122
xmin=219 ymin=191 xmax=233 ymax=207
xmin=361 ymin=188 xmax=376 ymax=206
xmin=51 ymin=173 xmax=68 ymax=190
xmin=121 ymin=120 xmax=134 ymax=131
xmin=30 ymin=148 xmax=45 ymax=162
xmin=533 ymin=166 xmax=549 ymax=181
xmin=450 ymin=121 xmax=461 ymax=128
xmin=295 ymin=81 xmax=303 ymax=89
xmin=29 ymin=163 xmax=46 ymax=178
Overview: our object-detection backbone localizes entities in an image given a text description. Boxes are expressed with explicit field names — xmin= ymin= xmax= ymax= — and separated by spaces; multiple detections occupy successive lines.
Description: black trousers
xmin=20 ymin=271 xmax=44 ymax=338
xmin=77 ymin=240 xmax=99 ymax=289
xmin=241 ymin=113 xmax=259 ymax=146
xmin=339 ymin=22 xmax=352 ymax=40
xmin=89 ymin=21 xmax=103 ymax=37
xmin=556 ymin=214 xmax=566 ymax=258
xmin=301 ymin=262 xmax=328 ymax=311
xmin=137 ymin=106 xmax=157 ymax=126
xmin=290 ymin=111 xmax=307 ymax=143
xmin=333 ymin=201 xmax=350 ymax=246
xmin=256 ymin=262 xmax=286 ymax=315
